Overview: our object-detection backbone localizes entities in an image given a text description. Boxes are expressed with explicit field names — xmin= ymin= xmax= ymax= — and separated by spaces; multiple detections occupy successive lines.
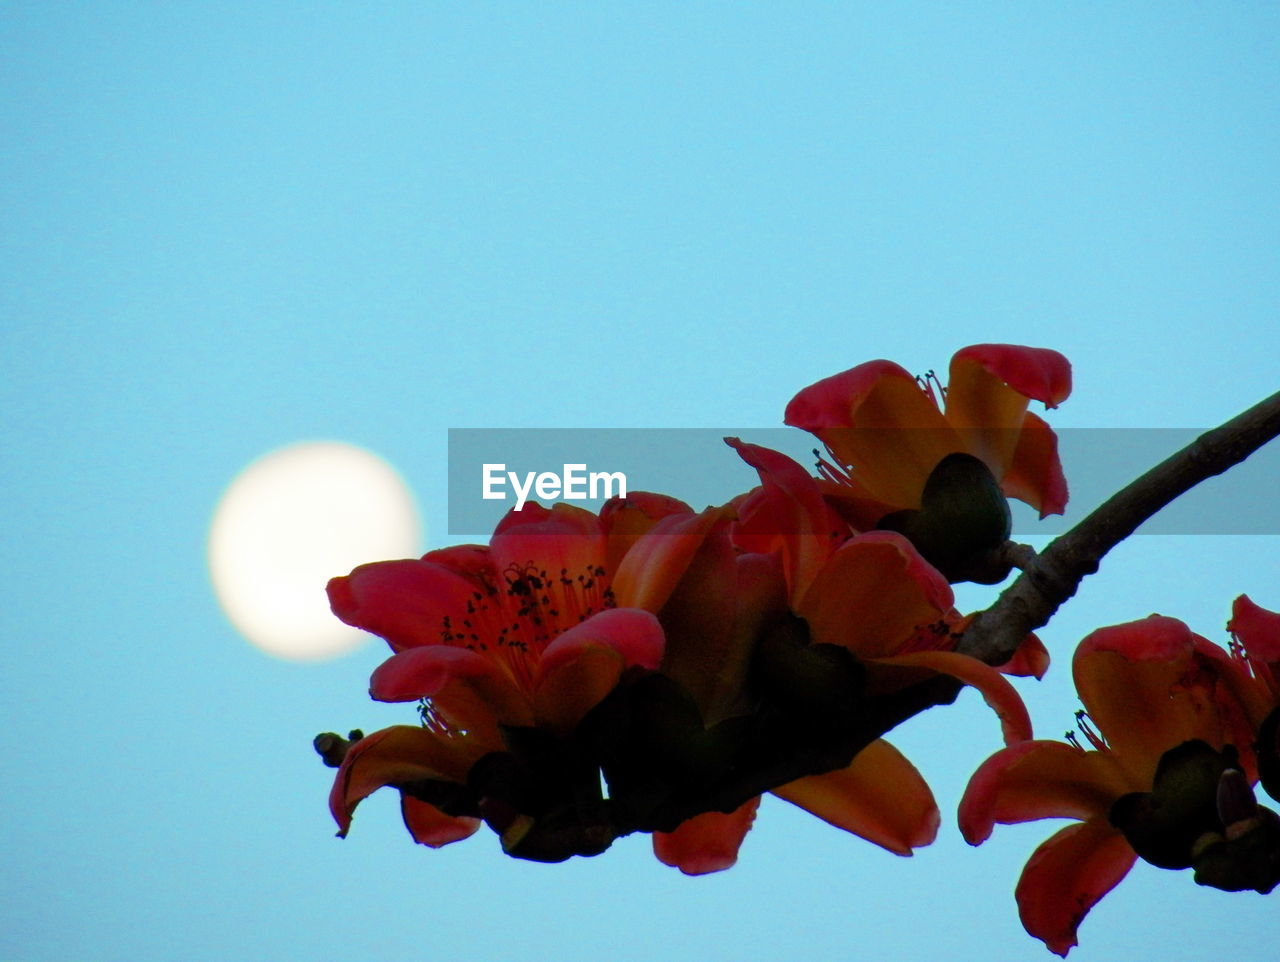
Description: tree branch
xmin=958 ymin=390 xmax=1280 ymax=664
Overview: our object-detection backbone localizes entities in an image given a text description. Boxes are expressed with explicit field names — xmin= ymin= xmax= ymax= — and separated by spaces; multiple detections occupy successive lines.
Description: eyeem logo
xmin=482 ymin=463 xmax=628 ymax=511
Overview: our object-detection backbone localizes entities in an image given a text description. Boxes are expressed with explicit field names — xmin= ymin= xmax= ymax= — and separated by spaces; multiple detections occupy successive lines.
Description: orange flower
xmin=642 ymin=441 xmax=1040 ymax=877
xmin=784 ymin=344 xmax=1071 ymax=542
xmin=959 ymin=616 xmax=1265 ymax=956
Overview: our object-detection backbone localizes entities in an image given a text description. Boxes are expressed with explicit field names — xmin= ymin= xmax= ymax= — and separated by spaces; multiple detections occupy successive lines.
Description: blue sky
xmin=4 ymin=3 xmax=1279 ymax=959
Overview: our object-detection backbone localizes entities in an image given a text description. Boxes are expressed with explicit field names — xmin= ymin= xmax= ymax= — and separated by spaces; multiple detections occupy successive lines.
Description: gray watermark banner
xmin=447 ymin=428 xmax=1280 ymax=537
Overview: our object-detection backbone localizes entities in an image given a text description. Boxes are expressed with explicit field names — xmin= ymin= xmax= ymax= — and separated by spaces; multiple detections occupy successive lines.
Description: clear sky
xmin=4 ymin=3 xmax=1279 ymax=960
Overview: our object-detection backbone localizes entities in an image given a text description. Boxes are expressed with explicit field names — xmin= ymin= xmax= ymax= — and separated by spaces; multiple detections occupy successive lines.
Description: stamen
xmin=813 ymin=447 xmax=855 ymax=486
xmin=915 ymin=370 xmax=947 ymax=407
xmin=417 ymin=699 xmax=453 ymax=735
xmin=437 ymin=558 xmax=618 ymax=692
xmin=1074 ymin=710 xmax=1109 ymax=751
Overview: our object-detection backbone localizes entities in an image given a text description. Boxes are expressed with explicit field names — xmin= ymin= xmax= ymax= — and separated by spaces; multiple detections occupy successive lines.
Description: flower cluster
xmin=311 ymin=341 xmax=1279 ymax=955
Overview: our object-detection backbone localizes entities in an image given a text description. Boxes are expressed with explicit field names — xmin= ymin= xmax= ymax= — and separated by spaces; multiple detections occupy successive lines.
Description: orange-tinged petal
xmin=796 ymin=531 xmax=953 ymax=658
xmin=611 ymin=507 xmax=727 ymax=612
xmin=639 ymin=521 xmax=740 ymax=718
xmin=950 ymin=344 xmax=1072 ymax=410
xmin=1015 ymin=819 xmax=1137 ymax=958
xmin=532 ymin=608 xmax=664 ymax=732
xmin=652 ymin=797 xmax=761 ymax=875
xmin=959 ymin=741 xmax=1135 ymax=845
xmin=945 ymin=350 xmax=1038 ymax=479
xmin=995 ymin=630 xmax=1051 ymax=680
xmin=785 ymin=360 xmax=959 ymax=508
xmin=600 ymin=492 xmax=694 ymax=573
xmin=772 ymin=739 xmax=939 ymax=855
xmin=329 ymin=725 xmax=481 ymax=837
xmin=1074 ymin=617 xmax=1230 ymax=782
xmin=727 ymin=438 xmax=848 ymax=601
xmin=999 ymin=409 xmax=1069 ymax=517
xmin=400 ymin=795 xmax=482 ymax=848
xmin=871 ymin=649 xmax=1033 ymax=745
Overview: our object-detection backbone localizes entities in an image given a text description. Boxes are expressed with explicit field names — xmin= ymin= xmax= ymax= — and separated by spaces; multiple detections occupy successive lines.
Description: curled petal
xmin=652 ymin=797 xmax=761 ymax=875
xmin=996 ymin=630 xmax=1051 ymax=680
xmin=401 ymin=796 xmax=482 ymax=848
xmin=797 ymin=531 xmax=953 ymax=658
xmin=959 ymin=741 xmax=1133 ymax=845
xmin=533 ymin=608 xmax=665 ymax=731
xmin=1000 ymin=410 xmax=1069 ymax=518
xmin=1015 ymin=819 xmax=1137 ymax=957
xmin=773 ymin=739 xmax=939 ymax=855
xmin=871 ymin=649 xmax=1033 ymax=745
xmin=328 ymin=726 xmax=480 ymax=837
xmin=950 ymin=344 xmax=1072 ymax=410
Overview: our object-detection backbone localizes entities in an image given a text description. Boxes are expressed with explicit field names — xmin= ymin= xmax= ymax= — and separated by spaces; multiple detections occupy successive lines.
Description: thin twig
xmin=958 ymin=390 xmax=1280 ymax=664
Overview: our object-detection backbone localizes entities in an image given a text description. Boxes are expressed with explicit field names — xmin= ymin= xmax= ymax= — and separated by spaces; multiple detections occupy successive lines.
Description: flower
xmin=729 ymin=437 xmax=1040 ymax=734
xmin=641 ymin=440 xmax=1040 ymax=877
xmin=959 ymin=615 xmax=1265 ymax=956
xmin=784 ymin=344 xmax=1071 ymax=581
xmin=323 ymin=496 xmax=695 ymax=856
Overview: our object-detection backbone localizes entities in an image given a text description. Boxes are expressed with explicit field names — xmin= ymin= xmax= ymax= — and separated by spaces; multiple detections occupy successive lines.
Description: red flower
xmin=324 ymin=496 xmax=695 ymax=848
xmin=643 ymin=441 xmax=1040 ymax=877
xmin=730 ymin=438 xmax=1040 ymax=733
xmin=784 ymin=344 xmax=1071 ymax=531
xmin=959 ymin=616 xmax=1260 ymax=956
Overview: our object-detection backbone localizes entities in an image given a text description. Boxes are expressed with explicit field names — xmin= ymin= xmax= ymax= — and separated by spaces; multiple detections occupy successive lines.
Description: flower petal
xmin=999 ymin=410 xmax=1069 ymax=517
xmin=611 ymin=507 xmax=727 ymax=612
xmin=1230 ymin=594 xmax=1280 ymax=675
xmin=652 ymin=797 xmax=761 ymax=875
xmin=400 ymin=795 xmax=482 ymax=848
xmin=600 ymin=492 xmax=695 ymax=574
xmin=871 ymin=649 xmax=1033 ymax=745
xmin=1074 ymin=617 xmax=1234 ymax=782
xmin=489 ymin=502 xmax=607 ymax=600
xmin=328 ymin=725 xmax=480 ymax=838
xmin=995 ymin=630 xmax=1051 ymax=680
xmin=950 ymin=344 xmax=1072 ymax=410
xmin=533 ymin=608 xmax=665 ymax=731
xmin=796 ymin=531 xmax=953 ymax=658
xmin=1015 ymin=819 xmax=1137 ymax=957
xmin=959 ymin=741 xmax=1134 ymax=845
xmin=727 ymin=438 xmax=849 ymax=601
xmin=785 ymin=359 xmax=959 ymax=509
xmin=772 ymin=738 xmax=939 ymax=855
xmin=328 ymin=557 xmax=491 ymax=653
xmin=369 ymin=645 xmax=531 ymax=736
